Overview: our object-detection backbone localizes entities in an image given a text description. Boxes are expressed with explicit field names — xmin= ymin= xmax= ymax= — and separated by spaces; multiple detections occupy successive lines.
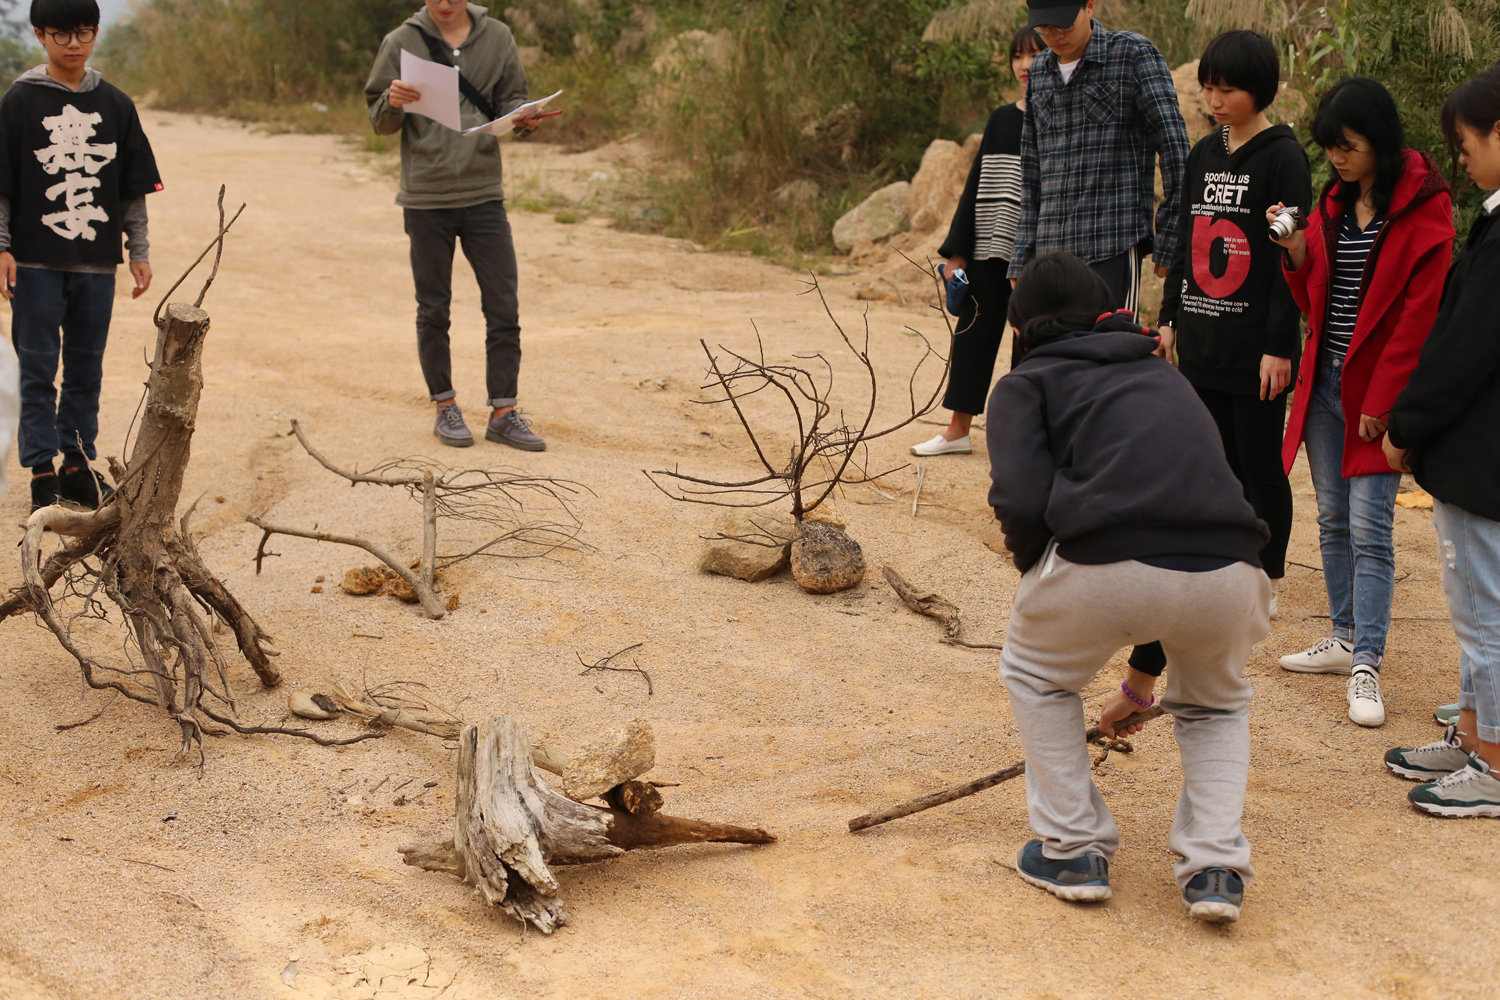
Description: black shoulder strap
xmin=410 ymin=27 xmax=496 ymax=122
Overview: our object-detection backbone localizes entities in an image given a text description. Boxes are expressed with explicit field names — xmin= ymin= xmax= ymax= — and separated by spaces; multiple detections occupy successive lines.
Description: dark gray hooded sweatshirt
xmin=987 ymin=323 xmax=1268 ymax=573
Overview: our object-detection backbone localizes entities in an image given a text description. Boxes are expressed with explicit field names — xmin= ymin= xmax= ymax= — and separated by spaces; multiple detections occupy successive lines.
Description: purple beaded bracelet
xmin=1121 ymin=679 xmax=1155 ymax=708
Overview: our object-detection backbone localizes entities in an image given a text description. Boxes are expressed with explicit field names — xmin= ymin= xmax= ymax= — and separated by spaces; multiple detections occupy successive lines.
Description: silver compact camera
xmin=1268 ymin=206 xmax=1306 ymax=241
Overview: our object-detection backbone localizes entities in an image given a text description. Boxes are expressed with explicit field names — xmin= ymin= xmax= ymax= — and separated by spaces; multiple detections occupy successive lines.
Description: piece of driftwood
xmin=1 ymin=193 xmax=378 ymax=756
xmin=603 ymin=779 xmax=663 ymax=816
xmin=398 ymin=715 xmax=775 ymax=932
xmin=882 ymin=565 xmax=962 ymax=638
xmin=847 ymin=705 xmax=1165 ymax=832
xmin=326 ymin=679 xmax=565 ymax=774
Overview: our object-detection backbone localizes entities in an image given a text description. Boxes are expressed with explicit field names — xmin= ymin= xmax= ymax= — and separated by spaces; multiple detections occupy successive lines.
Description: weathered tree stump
xmin=398 ymin=715 xmax=775 ymax=933
xmin=5 ymin=199 xmax=372 ymax=755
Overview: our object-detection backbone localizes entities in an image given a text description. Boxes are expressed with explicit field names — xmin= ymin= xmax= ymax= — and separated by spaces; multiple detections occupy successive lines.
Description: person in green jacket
xmin=365 ymin=1 xmax=548 ymax=451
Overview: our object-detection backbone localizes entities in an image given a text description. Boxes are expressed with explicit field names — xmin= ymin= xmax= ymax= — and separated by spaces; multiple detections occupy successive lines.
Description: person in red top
xmin=1268 ymin=77 xmax=1454 ymax=728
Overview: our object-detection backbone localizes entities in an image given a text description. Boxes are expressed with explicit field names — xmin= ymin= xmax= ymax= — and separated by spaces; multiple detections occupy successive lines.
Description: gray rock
xmin=697 ymin=509 xmax=798 ymax=582
xmin=790 ymin=522 xmax=867 ymax=594
xmin=906 ymin=139 xmax=974 ymax=232
xmin=832 ymin=181 xmax=911 ymax=253
xmin=563 ymin=718 xmax=656 ymax=801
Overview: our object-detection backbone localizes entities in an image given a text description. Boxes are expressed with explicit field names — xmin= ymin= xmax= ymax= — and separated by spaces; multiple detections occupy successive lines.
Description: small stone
xmin=697 ymin=509 xmax=797 ymax=582
xmin=315 ymin=575 xmax=325 ymax=583
xmin=310 ymin=586 xmax=323 ymax=594
xmin=564 ymin=717 xmax=655 ymax=801
xmin=214 ymin=496 xmax=226 ymax=504
xmin=802 ymin=502 xmax=847 ymax=531
xmin=289 ymin=690 xmax=336 ymax=720
xmin=790 ymin=522 xmax=867 ymax=594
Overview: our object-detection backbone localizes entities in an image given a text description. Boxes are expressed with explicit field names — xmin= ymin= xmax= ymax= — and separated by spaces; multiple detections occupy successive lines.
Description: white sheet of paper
xmin=399 ymin=49 xmax=462 ymax=132
xmin=462 ymin=90 xmax=563 ymax=138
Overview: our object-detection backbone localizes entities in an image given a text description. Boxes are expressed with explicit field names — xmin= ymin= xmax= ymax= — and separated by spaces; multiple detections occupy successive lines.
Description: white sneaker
xmin=910 ymin=434 xmax=971 ymax=456
xmin=1278 ymin=637 xmax=1353 ymax=674
xmin=1347 ymin=668 xmax=1386 ymax=727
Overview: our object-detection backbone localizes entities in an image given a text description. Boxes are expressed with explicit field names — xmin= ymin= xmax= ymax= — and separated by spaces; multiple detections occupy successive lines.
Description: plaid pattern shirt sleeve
xmin=1007 ymin=25 xmax=1192 ymax=280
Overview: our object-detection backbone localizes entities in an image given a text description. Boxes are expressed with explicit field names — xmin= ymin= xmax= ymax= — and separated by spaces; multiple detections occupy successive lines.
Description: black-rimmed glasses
xmin=46 ymin=28 xmax=97 ymax=45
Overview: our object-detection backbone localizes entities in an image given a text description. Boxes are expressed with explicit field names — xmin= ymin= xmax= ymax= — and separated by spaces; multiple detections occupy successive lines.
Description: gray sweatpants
xmin=999 ymin=547 xmax=1269 ymax=888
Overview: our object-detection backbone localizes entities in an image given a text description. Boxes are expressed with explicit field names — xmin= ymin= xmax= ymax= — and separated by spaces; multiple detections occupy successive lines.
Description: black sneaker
xmin=56 ymin=465 xmax=114 ymax=509
xmin=30 ymin=473 xmax=58 ymax=513
xmin=486 ymin=408 xmax=546 ymax=452
xmin=1014 ymin=839 xmax=1111 ymax=901
xmin=1183 ymin=868 xmax=1243 ymax=923
xmin=433 ymin=404 xmax=475 ymax=448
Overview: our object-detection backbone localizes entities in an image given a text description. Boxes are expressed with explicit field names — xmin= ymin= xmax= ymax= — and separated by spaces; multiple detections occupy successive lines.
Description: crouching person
xmin=988 ymin=252 xmax=1271 ymax=922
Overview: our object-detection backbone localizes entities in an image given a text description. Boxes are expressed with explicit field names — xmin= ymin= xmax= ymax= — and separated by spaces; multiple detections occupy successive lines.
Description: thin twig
xmin=940 ymin=637 xmax=1005 ymax=651
xmin=911 ymin=462 xmax=926 ymax=518
xmin=56 ymin=692 xmax=119 ymax=731
xmin=577 ymin=643 xmax=652 ymax=695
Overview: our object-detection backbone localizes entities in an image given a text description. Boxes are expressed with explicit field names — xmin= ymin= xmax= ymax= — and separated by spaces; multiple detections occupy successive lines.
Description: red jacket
xmin=1282 ymin=149 xmax=1454 ymax=477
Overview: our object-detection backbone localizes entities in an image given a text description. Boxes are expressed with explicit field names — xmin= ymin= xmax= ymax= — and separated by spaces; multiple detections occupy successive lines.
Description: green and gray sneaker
xmin=1433 ymin=703 xmax=1460 ymax=726
xmin=1409 ymin=754 xmax=1500 ymax=819
xmin=1385 ymin=725 xmax=1469 ymax=781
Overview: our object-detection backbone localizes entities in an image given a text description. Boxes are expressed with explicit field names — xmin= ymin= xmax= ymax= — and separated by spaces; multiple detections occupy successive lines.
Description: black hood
xmin=1017 ymin=311 xmax=1161 ymax=366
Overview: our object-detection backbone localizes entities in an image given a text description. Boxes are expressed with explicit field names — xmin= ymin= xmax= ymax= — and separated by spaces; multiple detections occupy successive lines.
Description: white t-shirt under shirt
xmin=1059 ymin=58 xmax=1081 ymax=83
xmin=1486 ymin=188 xmax=1500 ymax=215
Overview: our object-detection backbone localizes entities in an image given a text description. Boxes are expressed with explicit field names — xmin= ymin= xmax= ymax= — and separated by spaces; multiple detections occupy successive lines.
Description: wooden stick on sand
xmin=847 ymin=706 xmax=1166 ymax=833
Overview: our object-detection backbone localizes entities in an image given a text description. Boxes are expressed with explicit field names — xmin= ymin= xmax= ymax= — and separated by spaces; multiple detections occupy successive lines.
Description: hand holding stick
xmin=847 ymin=705 xmax=1166 ymax=833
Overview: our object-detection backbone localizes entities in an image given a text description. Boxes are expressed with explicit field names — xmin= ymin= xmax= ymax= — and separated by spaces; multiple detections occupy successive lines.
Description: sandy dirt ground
xmin=1 ymin=112 xmax=1496 ymax=1000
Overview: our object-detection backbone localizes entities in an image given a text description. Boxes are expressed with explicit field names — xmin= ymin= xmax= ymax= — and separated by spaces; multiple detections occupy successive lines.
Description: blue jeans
xmin=9 ymin=267 xmax=116 ymax=470
xmin=1302 ymin=357 xmax=1400 ymax=669
xmin=1435 ymin=500 xmax=1500 ymax=744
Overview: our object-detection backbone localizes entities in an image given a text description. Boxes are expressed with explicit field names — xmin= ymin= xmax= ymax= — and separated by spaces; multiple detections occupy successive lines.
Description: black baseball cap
xmin=1026 ymin=0 xmax=1084 ymax=29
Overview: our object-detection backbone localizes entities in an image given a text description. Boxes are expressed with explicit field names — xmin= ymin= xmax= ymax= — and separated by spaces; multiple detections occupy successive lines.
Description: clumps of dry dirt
xmin=338 ymin=563 xmax=449 ymax=605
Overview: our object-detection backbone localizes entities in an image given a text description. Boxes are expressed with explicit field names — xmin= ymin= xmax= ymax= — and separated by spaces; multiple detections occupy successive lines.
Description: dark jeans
xmin=404 ymin=200 xmax=521 ymax=407
xmin=1194 ymin=384 xmax=1294 ymax=579
xmin=10 ymin=267 xmax=115 ymax=470
xmin=946 ymin=257 xmax=1013 ymax=415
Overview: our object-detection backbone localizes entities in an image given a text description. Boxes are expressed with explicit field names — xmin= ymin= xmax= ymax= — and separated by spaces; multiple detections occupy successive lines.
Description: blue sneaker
xmin=1183 ymin=868 xmax=1243 ymax=923
xmin=1014 ymin=839 xmax=1111 ymax=901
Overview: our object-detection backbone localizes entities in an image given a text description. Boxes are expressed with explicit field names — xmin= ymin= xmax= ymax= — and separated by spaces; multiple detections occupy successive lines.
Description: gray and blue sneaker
xmin=1014 ymin=839 xmax=1111 ymax=901
xmin=1409 ymin=754 xmax=1500 ymax=819
xmin=1183 ymin=868 xmax=1243 ymax=923
xmin=1434 ymin=703 xmax=1460 ymax=726
xmin=486 ymin=408 xmax=546 ymax=452
xmin=433 ymin=404 xmax=475 ymax=448
xmin=1385 ymin=725 xmax=1469 ymax=781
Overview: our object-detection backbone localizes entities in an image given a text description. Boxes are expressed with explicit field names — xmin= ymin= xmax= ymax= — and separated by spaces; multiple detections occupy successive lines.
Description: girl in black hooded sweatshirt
xmin=1158 ymin=30 xmax=1311 ymax=616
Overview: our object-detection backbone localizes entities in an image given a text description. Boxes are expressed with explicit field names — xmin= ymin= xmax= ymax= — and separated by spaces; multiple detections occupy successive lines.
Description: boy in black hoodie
xmin=1158 ymin=31 xmax=1310 ymax=614
xmin=990 ymin=252 xmax=1270 ymax=923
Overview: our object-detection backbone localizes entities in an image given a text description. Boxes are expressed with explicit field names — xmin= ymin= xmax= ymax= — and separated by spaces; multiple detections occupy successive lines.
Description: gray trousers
xmin=404 ymin=200 xmax=521 ymax=408
xmin=999 ymin=548 xmax=1269 ymax=887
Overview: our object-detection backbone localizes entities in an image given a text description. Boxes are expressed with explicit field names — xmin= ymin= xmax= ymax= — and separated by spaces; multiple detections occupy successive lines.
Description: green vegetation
xmin=100 ymin=0 xmax=1500 ymax=257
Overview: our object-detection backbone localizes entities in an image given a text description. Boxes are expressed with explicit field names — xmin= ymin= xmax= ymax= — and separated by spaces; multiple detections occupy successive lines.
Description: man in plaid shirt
xmin=1008 ymin=0 xmax=1190 ymax=320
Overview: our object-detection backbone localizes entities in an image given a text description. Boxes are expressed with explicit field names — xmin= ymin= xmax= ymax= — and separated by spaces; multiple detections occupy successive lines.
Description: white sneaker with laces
xmin=1278 ymin=636 xmax=1353 ymax=674
xmin=911 ymin=434 xmax=971 ymax=456
xmin=1347 ymin=668 xmax=1385 ymax=727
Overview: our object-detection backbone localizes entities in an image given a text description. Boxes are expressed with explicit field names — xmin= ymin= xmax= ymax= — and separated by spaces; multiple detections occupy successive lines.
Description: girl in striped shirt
xmin=912 ymin=26 xmax=1044 ymax=457
xmin=1270 ymin=78 xmax=1454 ymax=727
